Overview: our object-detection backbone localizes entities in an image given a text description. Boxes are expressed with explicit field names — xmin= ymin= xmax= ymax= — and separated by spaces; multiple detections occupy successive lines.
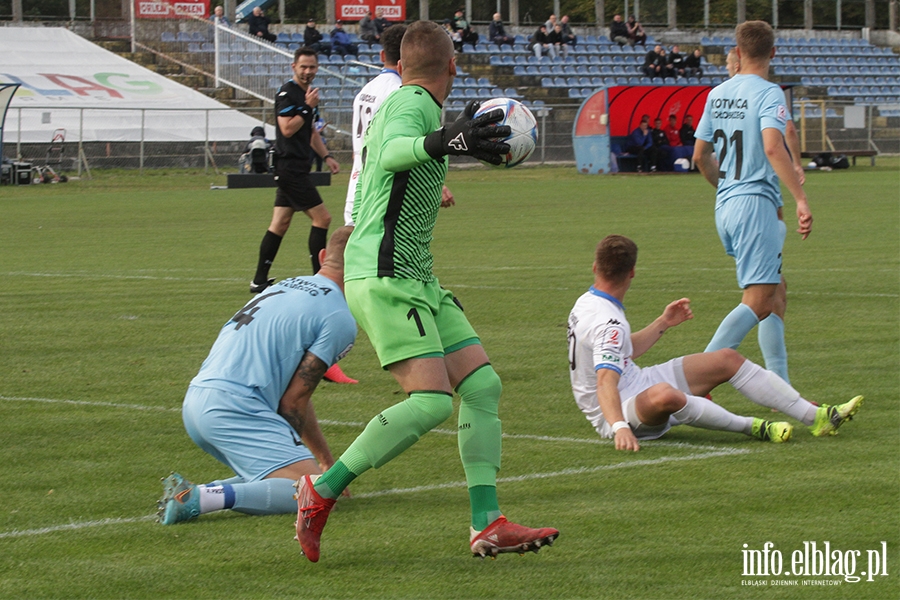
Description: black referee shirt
xmin=274 ymin=79 xmax=318 ymax=165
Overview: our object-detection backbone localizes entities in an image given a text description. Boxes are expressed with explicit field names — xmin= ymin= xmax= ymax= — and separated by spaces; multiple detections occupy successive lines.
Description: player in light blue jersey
xmin=157 ymin=227 xmax=356 ymax=525
xmin=694 ymin=21 xmax=812 ymax=385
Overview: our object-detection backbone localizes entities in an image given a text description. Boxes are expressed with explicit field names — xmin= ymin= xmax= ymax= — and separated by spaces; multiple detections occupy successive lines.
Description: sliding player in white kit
xmin=343 ymin=24 xmax=453 ymax=226
xmin=567 ymin=235 xmax=862 ymax=451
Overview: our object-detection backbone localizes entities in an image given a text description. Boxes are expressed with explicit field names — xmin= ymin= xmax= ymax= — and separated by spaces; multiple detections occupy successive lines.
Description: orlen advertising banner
xmin=336 ymin=0 xmax=405 ymax=22
xmin=136 ymin=0 xmax=209 ymax=19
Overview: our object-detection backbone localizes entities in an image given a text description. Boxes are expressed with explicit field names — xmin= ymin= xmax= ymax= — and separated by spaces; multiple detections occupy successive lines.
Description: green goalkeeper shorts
xmin=345 ymin=277 xmax=479 ymax=368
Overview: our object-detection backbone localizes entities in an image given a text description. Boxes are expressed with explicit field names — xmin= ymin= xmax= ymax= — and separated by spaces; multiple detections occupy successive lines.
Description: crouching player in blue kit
xmin=693 ymin=21 xmax=811 ymax=385
xmin=157 ymin=227 xmax=356 ymax=524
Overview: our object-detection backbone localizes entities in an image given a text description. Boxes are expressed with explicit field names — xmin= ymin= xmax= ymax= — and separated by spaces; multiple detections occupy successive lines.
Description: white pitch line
xmin=4 ymin=271 xmax=896 ymax=298
xmin=0 ymin=448 xmax=750 ymax=539
xmin=355 ymin=448 xmax=751 ymax=498
xmin=0 ymin=395 xmax=179 ymax=412
xmin=0 ymin=516 xmax=157 ymax=539
xmin=0 ymin=395 xmax=724 ymax=452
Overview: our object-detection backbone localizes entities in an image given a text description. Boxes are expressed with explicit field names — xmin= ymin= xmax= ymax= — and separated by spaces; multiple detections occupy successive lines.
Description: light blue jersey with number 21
xmin=695 ymin=73 xmax=789 ymax=210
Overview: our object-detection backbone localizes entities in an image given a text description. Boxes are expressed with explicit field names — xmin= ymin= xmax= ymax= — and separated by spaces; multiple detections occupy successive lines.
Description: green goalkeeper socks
xmin=456 ymin=364 xmax=504 ymax=529
xmin=314 ymin=391 xmax=454 ymax=499
xmin=469 ymin=485 xmax=502 ymax=531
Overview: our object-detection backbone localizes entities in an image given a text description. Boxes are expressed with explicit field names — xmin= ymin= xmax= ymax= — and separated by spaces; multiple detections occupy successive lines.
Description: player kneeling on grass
xmin=567 ymin=235 xmax=862 ymax=451
xmin=157 ymin=228 xmax=356 ymax=524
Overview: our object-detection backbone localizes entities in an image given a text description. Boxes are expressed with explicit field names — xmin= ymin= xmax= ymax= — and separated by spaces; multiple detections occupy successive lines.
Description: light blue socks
xmin=705 ymin=303 xmax=759 ymax=352
xmin=231 ymin=478 xmax=299 ymax=515
xmin=758 ymin=314 xmax=789 ymax=384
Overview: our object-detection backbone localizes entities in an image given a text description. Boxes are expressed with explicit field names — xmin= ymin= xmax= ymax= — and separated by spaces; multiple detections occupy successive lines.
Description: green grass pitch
xmin=1 ymin=160 xmax=897 ymax=599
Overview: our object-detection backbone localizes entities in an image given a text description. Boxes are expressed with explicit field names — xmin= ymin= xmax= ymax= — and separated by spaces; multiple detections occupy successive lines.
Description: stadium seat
xmin=161 ymin=31 xmax=176 ymax=42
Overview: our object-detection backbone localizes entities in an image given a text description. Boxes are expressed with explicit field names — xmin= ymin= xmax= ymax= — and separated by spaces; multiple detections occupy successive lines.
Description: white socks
xmin=729 ymin=360 xmax=818 ymax=425
xmin=672 ymin=396 xmax=753 ymax=434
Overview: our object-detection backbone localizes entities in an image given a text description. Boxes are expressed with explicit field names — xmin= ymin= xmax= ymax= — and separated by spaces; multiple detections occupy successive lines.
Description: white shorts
xmin=595 ymin=357 xmax=691 ymax=440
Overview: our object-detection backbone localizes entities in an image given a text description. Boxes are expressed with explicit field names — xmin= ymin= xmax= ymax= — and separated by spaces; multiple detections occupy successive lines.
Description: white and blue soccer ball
xmin=474 ymin=98 xmax=538 ymax=169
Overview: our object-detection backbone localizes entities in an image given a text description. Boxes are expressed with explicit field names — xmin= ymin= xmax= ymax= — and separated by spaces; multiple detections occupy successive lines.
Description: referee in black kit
xmin=251 ymin=47 xmax=340 ymax=294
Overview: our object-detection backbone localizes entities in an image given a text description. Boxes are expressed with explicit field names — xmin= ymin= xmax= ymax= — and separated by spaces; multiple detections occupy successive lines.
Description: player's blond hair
xmin=735 ymin=20 xmax=774 ymax=61
xmin=594 ymin=235 xmax=638 ymax=283
xmin=400 ymin=20 xmax=453 ymax=80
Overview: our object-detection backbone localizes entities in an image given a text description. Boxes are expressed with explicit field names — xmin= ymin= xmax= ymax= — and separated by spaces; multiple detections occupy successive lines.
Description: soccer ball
xmin=473 ymin=98 xmax=538 ymax=169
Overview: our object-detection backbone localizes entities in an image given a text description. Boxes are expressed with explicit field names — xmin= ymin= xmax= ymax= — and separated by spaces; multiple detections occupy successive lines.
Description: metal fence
xmin=4 ymin=98 xmax=895 ymax=177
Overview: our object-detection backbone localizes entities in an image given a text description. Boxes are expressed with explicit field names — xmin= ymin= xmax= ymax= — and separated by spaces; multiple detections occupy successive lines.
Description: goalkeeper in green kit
xmin=293 ymin=20 xmax=559 ymax=562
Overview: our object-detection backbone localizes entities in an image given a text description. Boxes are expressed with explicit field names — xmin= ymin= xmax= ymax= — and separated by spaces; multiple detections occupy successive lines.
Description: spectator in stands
xmin=626 ymin=16 xmax=647 ymax=46
xmin=559 ymin=15 xmax=577 ymax=47
xmin=488 ymin=13 xmax=515 ymax=48
xmin=664 ymin=114 xmax=683 ymax=148
xmin=650 ymin=117 xmax=669 ymax=172
xmin=359 ymin=11 xmax=380 ymax=43
xmin=610 ymin=14 xmax=632 ymax=47
xmin=248 ymin=6 xmax=276 ymax=43
xmin=643 ymin=44 xmax=664 ymax=78
xmin=544 ymin=14 xmax=557 ymax=32
xmin=531 ymin=24 xmax=557 ymax=59
xmin=659 ymin=45 xmax=675 ymax=78
xmin=453 ymin=7 xmax=479 ymax=46
xmin=626 ymin=115 xmax=653 ymax=172
xmin=680 ymin=114 xmax=696 ymax=146
xmin=210 ymin=5 xmax=230 ymax=27
xmin=548 ymin=24 xmax=569 ymax=59
xmin=374 ymin=8 xmax=391 ymax=36
xmin=685 ymin=49 xmax=704 ymax=78
xmin=668 ymin=45 xmax=686 ymax=78
xmin=304 ymin=19 xmax=329 ymax=55
xmin=330 ymin=21 xmax=358 ymax=56
xmin=443 ymin=19 xmax=464 ymax=53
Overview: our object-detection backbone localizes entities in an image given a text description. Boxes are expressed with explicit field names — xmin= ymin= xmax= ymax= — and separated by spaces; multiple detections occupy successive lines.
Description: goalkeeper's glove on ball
xmin=423 ymin=100 xmax=511 ymax=165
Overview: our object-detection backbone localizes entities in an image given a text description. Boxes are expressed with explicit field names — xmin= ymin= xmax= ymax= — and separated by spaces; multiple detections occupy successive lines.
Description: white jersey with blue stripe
xmin=344 ymin=68 xmax=401 ymax=225
xmin=695 ymin=73 xmax=789 ymax=209
xmin=190 ymin=275 xmax=356 ymax=411
xmin=567 ymin=287 xmax=640 ymax=431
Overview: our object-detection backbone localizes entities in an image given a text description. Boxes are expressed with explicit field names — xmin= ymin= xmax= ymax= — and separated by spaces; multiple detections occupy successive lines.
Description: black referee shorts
xmin=273 ymin=158 xmax=324 ymax=211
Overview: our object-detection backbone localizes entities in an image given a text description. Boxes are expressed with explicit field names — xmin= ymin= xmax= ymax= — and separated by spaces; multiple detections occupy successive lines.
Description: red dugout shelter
xmin=573 ymin=85 xmax=713 ymax=174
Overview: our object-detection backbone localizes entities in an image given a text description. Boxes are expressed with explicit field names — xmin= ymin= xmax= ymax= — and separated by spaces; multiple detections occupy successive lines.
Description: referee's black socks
xmin=254 ymin=229 xmax=283 ymax=285
xmin=309 ymin=226 xmax=328 ymax=273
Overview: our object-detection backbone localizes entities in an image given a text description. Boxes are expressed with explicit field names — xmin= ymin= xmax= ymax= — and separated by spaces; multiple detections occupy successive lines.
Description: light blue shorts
xmin=182 ymin=385 xmax=314 ymax=482
xmin=716 ymin=195 xmax=786 ymax=288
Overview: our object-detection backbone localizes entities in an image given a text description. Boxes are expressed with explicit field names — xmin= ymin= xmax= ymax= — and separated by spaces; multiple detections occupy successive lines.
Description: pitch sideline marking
xmin=0 ymin=448 xmax=750 ymax=540
xmin=0 ymin=516 xmax=157 ymax=539
xmin=4 ymin=271 xmax=896 ymax=298
xmin=0 ymin=395 xmax=725 ymax=452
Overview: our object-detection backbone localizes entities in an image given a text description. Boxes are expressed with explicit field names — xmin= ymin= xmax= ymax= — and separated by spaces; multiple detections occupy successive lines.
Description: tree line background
xmin=0 ymin=0 xmax=891 ymax=30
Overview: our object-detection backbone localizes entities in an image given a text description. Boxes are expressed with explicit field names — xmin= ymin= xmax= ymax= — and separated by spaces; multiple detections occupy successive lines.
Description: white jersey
xmin=343 ymin=68 xmax=401 ymax=225
xmin=567 ymin=287 xmax=642 ymax=432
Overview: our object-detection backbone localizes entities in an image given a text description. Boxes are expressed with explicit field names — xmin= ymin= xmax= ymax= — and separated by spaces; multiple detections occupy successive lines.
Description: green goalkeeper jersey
xmin=345 ymin=85 xmax=447 ymax=283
